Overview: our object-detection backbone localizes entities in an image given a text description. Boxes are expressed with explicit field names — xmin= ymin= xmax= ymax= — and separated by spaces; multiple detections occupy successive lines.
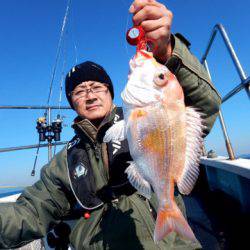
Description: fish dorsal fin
xmin=125 ymin=162 xmax=152 ymax=199
xmin=177 ymin=107 xmax=205 ymax=195
xmin=103 ymin=120 xmax=126 ymax=142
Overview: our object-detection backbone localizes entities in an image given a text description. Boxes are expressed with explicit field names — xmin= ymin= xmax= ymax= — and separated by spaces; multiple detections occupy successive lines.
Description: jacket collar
xmin=72 ymin=104 xmax=116 ymax=143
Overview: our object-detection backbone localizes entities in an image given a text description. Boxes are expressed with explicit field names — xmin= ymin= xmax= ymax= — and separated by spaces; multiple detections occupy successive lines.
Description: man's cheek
xmin=75 ymin=101 xmax=85 ymax=109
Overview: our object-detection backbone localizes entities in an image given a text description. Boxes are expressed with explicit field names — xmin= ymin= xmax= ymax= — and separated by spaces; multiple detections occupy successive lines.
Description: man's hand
xmin=129 ymin=0 xmax=173 ymax=63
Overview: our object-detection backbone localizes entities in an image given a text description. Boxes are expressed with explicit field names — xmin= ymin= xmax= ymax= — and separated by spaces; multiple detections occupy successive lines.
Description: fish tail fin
xmin=154 ymin=202 xmax=197 ymax=243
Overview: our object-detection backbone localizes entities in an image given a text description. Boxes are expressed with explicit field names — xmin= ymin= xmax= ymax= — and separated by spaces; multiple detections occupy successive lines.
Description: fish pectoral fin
xmin=125 ymin=162 xmax=151 ymax=199
xmin=177 ymin=107 xmax=204 ymax=195
xmin=103 ymin=120 xmax=126 ymax=142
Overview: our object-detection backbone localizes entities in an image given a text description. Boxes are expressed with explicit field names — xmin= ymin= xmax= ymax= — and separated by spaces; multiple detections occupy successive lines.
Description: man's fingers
xmin=141 ymin=17 xmax=168 ymax=32
xmin=145 ymin=26 xmax=171 ymax=41
xmin=129 ymin=0 xmax=161 ymax=14
xmin=132 ymin=5 xmax=166 ymax=25
xmin=129 ymin=0 xmax=173 ymax=62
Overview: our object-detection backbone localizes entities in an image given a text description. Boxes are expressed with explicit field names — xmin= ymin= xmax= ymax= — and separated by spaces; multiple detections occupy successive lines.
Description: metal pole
xmin=204 ymin=60 xmax=212 ymax=79
xmin=48 ymin=144 xmax=52 ymax=161
xmin=217 ymin=24 xmax=250 ymax=98
xmin=222 ymin=77 xmax=250 ymax=103
xmin=201 ymin=27 xmax=218 ymax=64
xmin=202 ymin=23 xmax=250 ymax=100
xmin=216 ymin=24 xmax=247 ymax=81
xmin=0 ymin=142 xmax=67 ymax=153
xmin=0 ymin=105 xmax=71 ymax=110
xmin=203 ymin=60 xmax=235 ymax=160
xmin=218 ymin=111 xmax=235 ymax=160
xmin=48 ymin=108 xmax=52 ymax=161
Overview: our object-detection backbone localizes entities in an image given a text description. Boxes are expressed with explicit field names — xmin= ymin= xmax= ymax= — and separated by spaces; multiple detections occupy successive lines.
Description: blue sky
xmin=0 ymin=0 xmax=249 ymax=186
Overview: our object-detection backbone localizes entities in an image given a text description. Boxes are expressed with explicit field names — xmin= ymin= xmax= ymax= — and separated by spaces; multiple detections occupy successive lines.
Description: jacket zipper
xmin=93 ymin=142 xmax=100 ymax=159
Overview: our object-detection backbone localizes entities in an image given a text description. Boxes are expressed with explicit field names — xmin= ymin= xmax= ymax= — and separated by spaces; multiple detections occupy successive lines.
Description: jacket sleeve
xmin=165 ymin=34 xmax=222 ymax=136
xmin=0 ymin=147 xmax=74 ymax=249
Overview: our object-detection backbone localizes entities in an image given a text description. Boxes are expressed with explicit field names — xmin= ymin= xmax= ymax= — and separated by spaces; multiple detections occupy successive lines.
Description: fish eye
xmin=154 ymin=71 xmax=168 ymax=87
xmin=158 ymin=73 xmax=165 ymax=80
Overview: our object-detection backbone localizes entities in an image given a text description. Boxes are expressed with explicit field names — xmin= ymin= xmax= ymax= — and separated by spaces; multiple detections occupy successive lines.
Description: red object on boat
xmin=84 ymin=212 xmax=90 ymax=219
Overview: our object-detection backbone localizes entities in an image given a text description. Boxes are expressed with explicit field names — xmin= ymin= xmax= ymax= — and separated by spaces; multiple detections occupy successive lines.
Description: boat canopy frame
xmin=201 ymin=23 xmax=250 ymax=160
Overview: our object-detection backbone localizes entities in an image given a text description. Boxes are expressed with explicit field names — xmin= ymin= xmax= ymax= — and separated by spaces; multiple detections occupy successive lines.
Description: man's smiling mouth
xmin=86 ymin=105 xmax=100 ymax=110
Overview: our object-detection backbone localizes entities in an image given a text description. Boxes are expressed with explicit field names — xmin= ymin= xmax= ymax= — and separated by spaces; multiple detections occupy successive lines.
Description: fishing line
xmin=124 ymin=10 xmax=130 ymax=59
xmin=58 ymin=35 xmax=68 ymax=117
xmin=74 ymin=42 xmax=78 ymax=65
xmin=70 ymin=4 xmax=79 ymax=65
xmin=121 ymin=0 xmax=131 ymax=60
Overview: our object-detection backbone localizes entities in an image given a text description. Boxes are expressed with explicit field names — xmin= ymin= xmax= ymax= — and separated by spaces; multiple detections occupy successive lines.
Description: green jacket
xmin=0 ymin=34 xmax=221 ymax=249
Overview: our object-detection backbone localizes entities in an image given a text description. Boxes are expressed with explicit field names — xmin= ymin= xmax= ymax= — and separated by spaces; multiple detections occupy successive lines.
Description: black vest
xmin=67 ymin=107 xmax=134 ymax=210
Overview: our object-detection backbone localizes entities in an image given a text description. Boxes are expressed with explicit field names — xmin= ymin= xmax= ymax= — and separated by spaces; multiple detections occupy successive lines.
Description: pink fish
xmin=104 ymin=50 xmax=204 ymax=243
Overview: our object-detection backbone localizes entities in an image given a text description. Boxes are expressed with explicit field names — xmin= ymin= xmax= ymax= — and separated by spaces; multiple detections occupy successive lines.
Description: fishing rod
xmin=38 ymin=0 xmax=72 ymax=169
xmin=44 ymin=0 xmax=72 ymax=162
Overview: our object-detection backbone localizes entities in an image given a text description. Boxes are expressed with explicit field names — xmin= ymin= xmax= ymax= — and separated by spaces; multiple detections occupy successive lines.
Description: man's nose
xmin=86 ymin=97 xmax=97 ymax=105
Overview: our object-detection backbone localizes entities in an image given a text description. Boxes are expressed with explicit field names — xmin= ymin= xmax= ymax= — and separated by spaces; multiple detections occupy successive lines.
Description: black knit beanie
xmin=65 ymin=61 xmax=114 ymax=109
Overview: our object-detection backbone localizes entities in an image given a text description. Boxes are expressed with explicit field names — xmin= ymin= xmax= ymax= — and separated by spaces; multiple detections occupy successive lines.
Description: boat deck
xmin=184 ymin=159 xmax=250 ymax=249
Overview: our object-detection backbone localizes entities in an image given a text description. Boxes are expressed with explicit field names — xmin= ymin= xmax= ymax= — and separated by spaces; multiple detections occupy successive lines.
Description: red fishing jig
xmin=126 ymin=26 xmax=157 ymax=52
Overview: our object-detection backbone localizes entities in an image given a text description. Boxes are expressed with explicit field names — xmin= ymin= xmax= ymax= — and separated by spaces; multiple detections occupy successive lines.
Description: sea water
xmin=0 ymin=187 xmax=24 ymax=198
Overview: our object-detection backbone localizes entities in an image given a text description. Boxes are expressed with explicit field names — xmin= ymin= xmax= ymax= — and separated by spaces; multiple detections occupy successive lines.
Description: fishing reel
xmin=36 ymin=117 xmax=47 ymax=141
xmin=36 ymin=115 xmax=63 ymax=143
xmin=52 ymin=116 xmax=63 ymax=141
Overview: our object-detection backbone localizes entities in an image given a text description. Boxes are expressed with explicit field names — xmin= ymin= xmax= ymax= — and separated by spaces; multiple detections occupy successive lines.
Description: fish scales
xmin=130 ymin=104 xmax=186 ymax=202
xmin=129 ymin=105 xmax=171 ymax=192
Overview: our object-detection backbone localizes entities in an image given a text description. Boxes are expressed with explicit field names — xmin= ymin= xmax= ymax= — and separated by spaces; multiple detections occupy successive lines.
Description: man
xmin=0 ymin=0 xmax=221 ymax=249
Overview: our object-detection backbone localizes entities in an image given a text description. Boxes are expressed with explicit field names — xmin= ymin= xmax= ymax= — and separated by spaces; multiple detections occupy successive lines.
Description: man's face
xmin=71 ymin=81 xmax=113 ymax=125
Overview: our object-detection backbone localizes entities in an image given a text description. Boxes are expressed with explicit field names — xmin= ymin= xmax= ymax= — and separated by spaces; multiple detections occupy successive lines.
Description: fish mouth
xmin=123 ymin=99 xmax=160 ymax=110
xmin=122 ymin=88 xmax=160 ymax=108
